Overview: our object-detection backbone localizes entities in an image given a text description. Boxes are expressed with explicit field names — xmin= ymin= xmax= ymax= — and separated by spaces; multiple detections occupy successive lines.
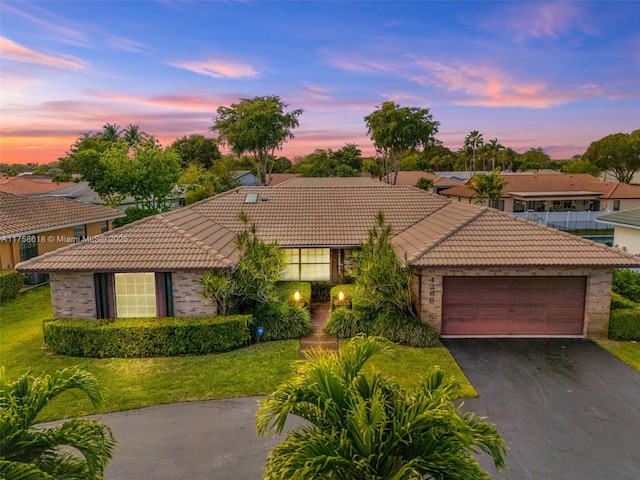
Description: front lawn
xmin=597 ymin=339 xmax=640 ymax=371
xmin=1 ymin=286 xmax=477 ymax=421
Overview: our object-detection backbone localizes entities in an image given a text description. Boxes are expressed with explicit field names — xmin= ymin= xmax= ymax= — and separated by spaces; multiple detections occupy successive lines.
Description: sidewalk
xmin=299 ymin=301 xmax=338 ymax=358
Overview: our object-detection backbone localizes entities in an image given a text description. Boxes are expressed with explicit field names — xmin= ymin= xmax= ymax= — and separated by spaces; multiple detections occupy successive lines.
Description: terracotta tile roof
xmin=0 ymin=177 xmax=75 ymax=195
xmin=0 ymin=192 xmax=123 ymax=239
xmin=266 ymin=173 xmax=301 ymax=186
xmin=16 ymin=182 xmax=640 ymax=272
xmin=440 ymin=173 xmax=640 ymax=199
xmin=597 ymin=208 xmax=640 ymax=229
xmin=396 ymin=206 xmax=638 ymax=267
xmin=17 ymin=215 xmax=236 ymax=272
xmin=391 ymin=171 xmax=464 ymax=188
xmin=272 ymin=177 xmax=386 ymax=188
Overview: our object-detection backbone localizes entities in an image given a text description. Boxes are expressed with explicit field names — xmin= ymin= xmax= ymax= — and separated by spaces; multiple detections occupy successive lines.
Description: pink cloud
xmin=169 ymin=59 xmax=259 ymax=78
xmin=0 ymin=36 xmax=87 ymax=70
xmin=410 ymin=58 xmax=610 ymax=108
xmin=493 ymin=2 xmax=595 ymax=42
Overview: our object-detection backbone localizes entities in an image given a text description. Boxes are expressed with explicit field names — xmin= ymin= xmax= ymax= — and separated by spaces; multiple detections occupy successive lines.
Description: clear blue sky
xmin=1 ymin=0 xmax=639 ymax=164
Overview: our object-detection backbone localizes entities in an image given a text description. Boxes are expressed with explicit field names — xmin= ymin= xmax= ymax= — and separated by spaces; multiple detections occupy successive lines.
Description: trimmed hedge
xmin=609 ymin=308 xmax=640 ymax=341
xmin=611 ymin=292 xmax=638 ymax=311
xmin=273 ymin=281 xmax=311 ymax=308
xmin=251 ymin=302 xmax=312 ymax=341
xmin=329 ymin=284 xmax=358 ymax=309
xmin=43 ymin=315 xmax=252 ymax=358
xmin=0 ymin=270 xmax=24 ymax=304
xmin=612 ymin=268 xmax=640 ymax=303
xmin=311 ymin=282 xmax=332 ymax=302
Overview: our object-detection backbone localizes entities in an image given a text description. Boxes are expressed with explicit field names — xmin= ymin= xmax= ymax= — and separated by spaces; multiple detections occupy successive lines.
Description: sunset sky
xmin=1 ymin=1 xmax=639 ymax=165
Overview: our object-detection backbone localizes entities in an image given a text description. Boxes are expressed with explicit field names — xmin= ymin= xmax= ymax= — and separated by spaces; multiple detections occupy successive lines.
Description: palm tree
xmin=257 ymin=336 xmax=506 ymax=479
xmin=464 ymin=130 xmax=484 ymax=174
xmin=0 ymin=367 xmax=117 ymax=479
xmin=486 ymin=138 xmax=504 ymax=171
xmin=122 ymin=124 xmax=149 ymax=147
xmin=469 ymin=168 xmax=507 ymax=209
xmin=101 ymin=123 xmax=121 ymax=143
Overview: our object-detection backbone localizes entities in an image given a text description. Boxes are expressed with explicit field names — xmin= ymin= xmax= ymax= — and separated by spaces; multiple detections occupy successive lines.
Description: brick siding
xmin=171 ymin=271 xmax=217 ymax=317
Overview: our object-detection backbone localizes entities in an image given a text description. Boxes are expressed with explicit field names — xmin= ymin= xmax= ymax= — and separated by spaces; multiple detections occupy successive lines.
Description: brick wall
xmin=50 ymin=270 xmax=216 ymax=319
xmin=417 ymin=267 xmax=613 ymax=338
xmin=50 ymin=271 xmax=97 ymax=319
xmin=171 ymin=271 xmax=217 ymax=317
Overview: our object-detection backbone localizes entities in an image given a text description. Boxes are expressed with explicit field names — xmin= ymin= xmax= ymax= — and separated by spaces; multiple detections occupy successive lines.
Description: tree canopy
xmin=170 ymin=134 xmax=221 ymax=169
xmin=468 ymin=168 xmax=507 ymax=208
xmin=583 ymin=131 xmax=640 ymax=183
xmin=364 ymin=102 xmax=439 ymax=185
xmin=212 ymin=96 xmax=303 ymax=185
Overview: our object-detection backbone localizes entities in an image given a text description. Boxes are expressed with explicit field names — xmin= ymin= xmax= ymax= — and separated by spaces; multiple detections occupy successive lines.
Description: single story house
xmin=383 ymin=171 xmax=464 ymax=194
xmin=0 ymin=176 xmax=75 ymax=195
xmin=1 ymin=192 xmax=123 ymax=284
xmin=16 ymin=180 xmax=640 ymax=337
xmin=441 ymin=173 xmax=640 ymax=213
xmin=597 ymin=209 xmax=640 ymax=256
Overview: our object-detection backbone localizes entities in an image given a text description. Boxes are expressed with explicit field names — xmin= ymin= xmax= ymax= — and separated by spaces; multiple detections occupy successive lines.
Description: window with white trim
xmin=282 ymin=248 xmax=330 ymax=281
xmin=114 ymin=272 xmax=157 ymax=318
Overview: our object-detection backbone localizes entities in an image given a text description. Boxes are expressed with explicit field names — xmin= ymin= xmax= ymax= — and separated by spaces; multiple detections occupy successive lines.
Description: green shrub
xmin=612 ymin=268 xmax=640 ymax=303
xmin=324 ymin=308 xmax=368 ymax=338
xmin=611 ymin=292 xmax=638 ymax=311
xmin=608 ymin=308 xmax=640 ymax=341
xmin=43 ymin=315 xmax=252 ymax=358
xmin=372 ymin=310 xmax=439 ymax=347
xmin=311 ymin=282 xmax=332 ymax=302
xmin=251 ymin=302 xmax=312 ymax=341
xmin=0 ymin=270 xmax=24 ymax=303
xmin=273 ymin=282 xmax=311 ymax=308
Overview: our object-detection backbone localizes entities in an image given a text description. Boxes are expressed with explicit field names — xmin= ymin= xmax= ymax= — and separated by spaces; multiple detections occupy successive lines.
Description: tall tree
xmin=464 ymin=130 xmax=484 ymax=174
xmin=519 ymin=147 xmax=552 ymax=172
xmin=171 ymin=134 xmax=221 ymax=169
xmin=101 ymin=123 xmax=122 ymax=143
xmin=257 ymin=335 xmax=506 ymax=480
xmin=0 ymin=367 xmax=116 ymax=479
xmin=583 ymin=131 xmax=640 ymax=183
xmin=122 ymin=124 xmax=149 ymax=147
xmin=364 ymin=102 xmax=439 ymax=185
xmin=485 ymin=138 xmax=504 ymax=171
xmin=212 ymin=96 xmax=303 ymax=185
xmin=469 ymin=168 xmax=507 ymax=209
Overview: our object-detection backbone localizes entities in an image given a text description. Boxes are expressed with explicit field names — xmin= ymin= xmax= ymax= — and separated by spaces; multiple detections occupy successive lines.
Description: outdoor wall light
xmin=294 ymin=291 xmax=301 ymax=302
xmin=338 ymin=291 xmax=345 ymax=301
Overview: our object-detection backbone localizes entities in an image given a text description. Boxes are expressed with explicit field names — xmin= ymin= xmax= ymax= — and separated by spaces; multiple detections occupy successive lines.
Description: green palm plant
xmin=257 ymin=336 xmax=506 ymax=479
xmin=469 ymin=168 xmax=507 ymax=209
xmin=0 ymin=367 xmax=117 ymax=479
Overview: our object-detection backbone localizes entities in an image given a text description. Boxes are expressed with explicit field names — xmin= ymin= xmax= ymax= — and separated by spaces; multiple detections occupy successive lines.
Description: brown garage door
xmin=441 ymin=276 xmax=586 ymax=336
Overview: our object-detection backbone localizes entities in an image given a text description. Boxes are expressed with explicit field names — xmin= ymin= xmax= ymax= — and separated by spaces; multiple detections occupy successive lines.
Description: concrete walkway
xmin=299 ymin=302 xmax=338 ymax=358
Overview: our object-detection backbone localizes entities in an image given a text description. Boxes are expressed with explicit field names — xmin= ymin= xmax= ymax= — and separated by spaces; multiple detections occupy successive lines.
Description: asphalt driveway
xmin=443 ymin=338 xmax=640 ymax=480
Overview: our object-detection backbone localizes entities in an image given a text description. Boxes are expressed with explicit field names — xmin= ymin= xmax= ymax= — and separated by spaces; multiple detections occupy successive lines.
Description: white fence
xmin=511 ymin=211 xmax=613 ymax=230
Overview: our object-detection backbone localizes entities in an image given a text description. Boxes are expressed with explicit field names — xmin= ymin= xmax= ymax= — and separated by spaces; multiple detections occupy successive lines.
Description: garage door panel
xmin=442 ymin=276 xmax=586 ymax=336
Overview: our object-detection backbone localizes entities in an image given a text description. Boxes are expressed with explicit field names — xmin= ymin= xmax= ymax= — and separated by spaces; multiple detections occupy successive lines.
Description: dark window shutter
xmin=94 ymin=273 xmax=115 ymax=319
xmin=155 ymin=273 xmax=174 ymax=317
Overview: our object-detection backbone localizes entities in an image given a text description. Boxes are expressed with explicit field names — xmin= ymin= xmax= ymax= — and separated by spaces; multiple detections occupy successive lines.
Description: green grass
xmin=1 ymin=286 xmax=477 ymax=422
xmin=341 ymin=340 xmax=477 ymax=399
xmin=597 ymin=339 xmax=640 ymax=371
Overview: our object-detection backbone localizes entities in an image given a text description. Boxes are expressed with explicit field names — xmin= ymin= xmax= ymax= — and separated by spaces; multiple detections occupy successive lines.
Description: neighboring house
xmin=234 ymin=171 xmax=262 ymax=186
xmin=1 ymin=192 xmax=123 ymax=284
xmin=0 ymin=176 xmax=74 ymax=196
xmin=441 ymin=173 xmax=640 ymax=213
xmin=268 ymin=173 xmax=301 ymax=186
xmin=17 ymin=180 xmax=639 ymax=338
xmin=597 ymin=209 xmax=640 ymax=256
xmin=389 ymin=171 xmax=464 ymax=193
xmin=33 ymin=181 xmax=184 ymax=211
